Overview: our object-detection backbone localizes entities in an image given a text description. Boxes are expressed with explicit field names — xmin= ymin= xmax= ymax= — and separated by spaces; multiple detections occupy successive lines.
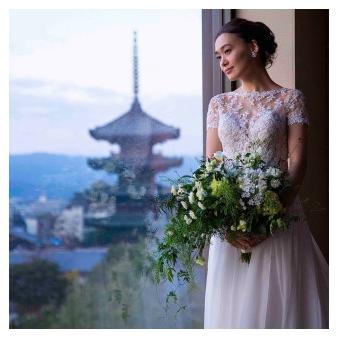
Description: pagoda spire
xmin=133 ymin=31 xmax=139 ymax=98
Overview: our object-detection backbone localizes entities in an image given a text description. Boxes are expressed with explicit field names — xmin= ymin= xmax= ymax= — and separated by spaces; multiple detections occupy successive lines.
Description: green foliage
xmin=152 ymin=140 xmax=300 ymax=310
xmin=10 ymin=305 xmax=59 ymax=329
xmin=10 ymin=237 xmax=204 ymax=328
xmin=9 ymin=259 xmax=68 ymax=314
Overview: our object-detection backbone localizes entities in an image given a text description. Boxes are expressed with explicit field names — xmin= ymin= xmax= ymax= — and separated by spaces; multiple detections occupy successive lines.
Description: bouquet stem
xmin=240 ymin=250 xmax=252 ymax=264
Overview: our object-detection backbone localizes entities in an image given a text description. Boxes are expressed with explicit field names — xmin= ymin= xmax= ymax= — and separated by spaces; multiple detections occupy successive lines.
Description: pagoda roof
xmin=89 ymin=97 xmax=180 ymax=145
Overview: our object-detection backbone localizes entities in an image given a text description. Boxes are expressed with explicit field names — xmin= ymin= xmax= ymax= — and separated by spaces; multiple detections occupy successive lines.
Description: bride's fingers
xmin=237 ymin=234 xmax=268 ymax=246
xmin=226 ymin=233 xmax=269 ymax=250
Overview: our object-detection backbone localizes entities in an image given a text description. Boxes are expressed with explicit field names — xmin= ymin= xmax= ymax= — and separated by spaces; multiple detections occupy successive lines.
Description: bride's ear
xmin=250 ymin=40 xmax=259 ymax=55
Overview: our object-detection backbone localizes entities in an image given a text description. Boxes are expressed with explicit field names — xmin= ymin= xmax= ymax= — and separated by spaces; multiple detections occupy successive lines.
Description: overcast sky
xmin=8 ymin=3 xmax=334 ymax=159
xmin=9 ymin=9 xmax=203 ymax=157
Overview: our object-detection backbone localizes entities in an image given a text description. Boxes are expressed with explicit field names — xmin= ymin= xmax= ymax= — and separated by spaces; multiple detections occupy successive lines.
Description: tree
xmin=9 ymin=259 xmax=68 ymax=314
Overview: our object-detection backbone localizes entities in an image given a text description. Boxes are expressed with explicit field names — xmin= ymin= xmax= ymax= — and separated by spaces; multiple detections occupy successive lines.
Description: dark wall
xmin=295 ymin=9 xmax=329 ymax=263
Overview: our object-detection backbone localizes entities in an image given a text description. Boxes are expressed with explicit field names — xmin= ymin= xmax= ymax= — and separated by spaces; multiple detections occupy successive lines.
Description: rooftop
xmin=89 ymin=31 xmax=180 ymax=146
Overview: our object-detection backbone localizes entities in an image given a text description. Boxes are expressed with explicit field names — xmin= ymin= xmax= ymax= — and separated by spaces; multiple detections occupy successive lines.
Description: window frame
xmin=202 ymin=9 xmax=235 ymax=156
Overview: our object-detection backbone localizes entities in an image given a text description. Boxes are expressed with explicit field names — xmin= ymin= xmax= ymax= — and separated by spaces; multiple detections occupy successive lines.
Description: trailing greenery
xmin=152 ymin=140 xmax=300 ymax=310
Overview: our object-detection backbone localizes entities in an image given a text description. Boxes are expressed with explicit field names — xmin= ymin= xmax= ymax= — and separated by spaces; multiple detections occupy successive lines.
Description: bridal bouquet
xmin=153 ymin=140 xmax=299 ymax=290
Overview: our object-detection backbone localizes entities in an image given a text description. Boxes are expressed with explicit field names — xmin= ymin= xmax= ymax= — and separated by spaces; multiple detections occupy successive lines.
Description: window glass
xmin=9 ymin=9 xmax=203 ymax=328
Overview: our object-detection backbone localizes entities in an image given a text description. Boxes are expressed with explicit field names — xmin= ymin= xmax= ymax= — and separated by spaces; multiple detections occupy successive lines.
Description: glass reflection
xmin=9 ymin=10 xmax=203 ymax=328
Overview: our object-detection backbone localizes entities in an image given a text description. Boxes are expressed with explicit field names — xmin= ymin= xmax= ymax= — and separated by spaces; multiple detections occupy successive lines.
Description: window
xmin=9 ymin=9 xmax=207 ymax=328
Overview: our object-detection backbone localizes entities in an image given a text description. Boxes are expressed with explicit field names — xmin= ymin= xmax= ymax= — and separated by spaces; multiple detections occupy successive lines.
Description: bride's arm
xmin=281 ymin=122 xmax=309 ymax=208
xmin=206 ymin=128 xmax=222 ymax=159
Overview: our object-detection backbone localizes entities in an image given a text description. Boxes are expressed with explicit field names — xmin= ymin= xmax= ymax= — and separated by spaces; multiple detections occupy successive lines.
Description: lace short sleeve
xmin=206 ymin=96 xmax=220 ymax=129
xmin=287 ymin=90 xmax=309 ymax=126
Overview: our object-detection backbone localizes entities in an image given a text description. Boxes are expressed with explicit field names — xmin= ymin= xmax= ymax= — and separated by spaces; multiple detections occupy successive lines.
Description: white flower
xmin=213 ymin=151 xmax=224 ymax=161
xmin=188 ymin=191 xmax=195 ymax=204
xmin=241 ymin=191 xmax=250 ymax=199
xmin=181 ymin=201 xmax=188 ymax=209
xmin=196 ymin=189 xmax=205 ymax=201
xmin=184 ymin=215 xmax=192 ymax=225
xmin=230 ymin=225 xmax=237 ymax=231
xmin=178 ymin=185 xmax=185 ymax=195
xmin=257 ymin=179 xmax=267 ymax=192
xmin=205 ymin=162 xmax=212 ymax=172
xmin=171 ymin=186 xmax=178 ymax=195
xmin=256 ymin=146 xmax=263 ymax=155
xmin=237 ymin=220 xmax=247 ymax=232
xmin=267 ymin=167 xmax=281 ymax=178
xmin=271 ymin=179 xmax=281 ymax=189
xmin=206 ymin=160 xmax=217 ymax=172
xmin=239 ymin=199 xmax=247 ymax=210
xmin=189 ymin=210 xmax=197 ymax=219
xmin=195 ymin=181 xmax=202 ymax=189
xmin=198 ymin=201 xmax=206 ymax=210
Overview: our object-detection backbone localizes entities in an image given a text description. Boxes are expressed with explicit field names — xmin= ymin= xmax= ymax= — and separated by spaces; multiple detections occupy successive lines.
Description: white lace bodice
xmin=206 ymin=88 xmax=309 ymax=170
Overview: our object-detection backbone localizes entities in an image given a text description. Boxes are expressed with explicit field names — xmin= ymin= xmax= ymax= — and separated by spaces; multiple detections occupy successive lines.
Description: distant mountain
xmin=9 ymin=153 xmax=201 ymax=202
xmin=9 ymin=153 xmax=118 ymax=201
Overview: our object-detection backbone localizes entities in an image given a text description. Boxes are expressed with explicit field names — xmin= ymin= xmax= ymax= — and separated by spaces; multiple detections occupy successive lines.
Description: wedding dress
xmin=204 ymin=88 xmax=329 ymax=329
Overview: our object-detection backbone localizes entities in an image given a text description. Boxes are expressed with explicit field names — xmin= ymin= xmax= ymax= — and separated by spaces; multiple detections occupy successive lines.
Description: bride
xmin=204 ymin=18 xmax=329 ymax=329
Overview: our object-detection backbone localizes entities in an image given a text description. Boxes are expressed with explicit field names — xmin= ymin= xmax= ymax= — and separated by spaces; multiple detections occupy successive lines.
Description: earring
xmin=252 ymin=51 xmax=257 ymax=58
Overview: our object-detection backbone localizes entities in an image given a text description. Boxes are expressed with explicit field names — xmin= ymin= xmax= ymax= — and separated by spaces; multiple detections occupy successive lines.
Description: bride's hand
xmin=225 ymin=233 xmax=269 ymax=251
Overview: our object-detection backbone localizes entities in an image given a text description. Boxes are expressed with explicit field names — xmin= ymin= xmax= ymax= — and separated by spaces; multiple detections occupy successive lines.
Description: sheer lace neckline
xmin=231 ymin=88 xmax=288 ymax=95
xmin=206 ymin=88 xmax=308 ymax=170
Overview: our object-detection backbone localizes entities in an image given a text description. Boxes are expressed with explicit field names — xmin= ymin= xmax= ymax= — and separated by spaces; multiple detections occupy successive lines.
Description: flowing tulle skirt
xmin=204 ymin=197 xmax=329 ymax=329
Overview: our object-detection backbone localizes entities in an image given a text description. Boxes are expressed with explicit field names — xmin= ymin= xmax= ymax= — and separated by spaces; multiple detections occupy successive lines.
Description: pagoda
xmin=87 ymin=32 xmax=182 ymax=227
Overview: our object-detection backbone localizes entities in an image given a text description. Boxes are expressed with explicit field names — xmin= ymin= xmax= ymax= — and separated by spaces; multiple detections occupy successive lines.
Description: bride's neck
xmin=238 ymin=70 xmax=281 ymax=93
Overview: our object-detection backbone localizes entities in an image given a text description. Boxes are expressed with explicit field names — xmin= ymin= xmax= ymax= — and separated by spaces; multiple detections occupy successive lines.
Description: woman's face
xmin=215 ymin=33 xmax=255 ymax=82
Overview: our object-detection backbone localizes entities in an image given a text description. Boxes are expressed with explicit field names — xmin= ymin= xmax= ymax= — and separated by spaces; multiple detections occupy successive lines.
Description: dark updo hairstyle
xmin=215 ymin=18 xmax=278 ymax=68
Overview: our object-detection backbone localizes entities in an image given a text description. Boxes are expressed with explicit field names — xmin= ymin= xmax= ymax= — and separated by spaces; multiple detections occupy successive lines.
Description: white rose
xmin=213 ymin=151 xmax=224 ymax=162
